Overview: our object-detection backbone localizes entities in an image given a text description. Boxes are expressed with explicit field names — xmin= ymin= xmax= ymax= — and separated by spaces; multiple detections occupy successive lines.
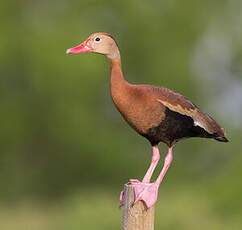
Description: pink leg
xmin=131 ymin=147 xmax=173 ymax=208
xmin=154 ymin=147 xmax=173 ymax=186
xmin=120 ymin=146 xmax=160 ymax=205
xmin=142 ymin=146 xmax=160 ymax=183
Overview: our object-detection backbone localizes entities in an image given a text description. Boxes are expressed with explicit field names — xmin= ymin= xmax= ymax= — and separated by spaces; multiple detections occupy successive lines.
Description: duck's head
xmin=66 ymin=33 xmax=120 ymax=60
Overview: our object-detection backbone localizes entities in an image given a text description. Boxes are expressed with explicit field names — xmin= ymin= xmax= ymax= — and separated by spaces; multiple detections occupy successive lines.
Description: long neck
xmin=110 ymin=58 xmax=130 ymax=107
xmin=110 ymin=59 xmax=126 ymax=86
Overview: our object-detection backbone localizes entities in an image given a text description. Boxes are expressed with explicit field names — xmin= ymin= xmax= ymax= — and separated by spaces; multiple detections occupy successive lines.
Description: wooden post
xmin=122 ymin=183 xmax=154 ymax=230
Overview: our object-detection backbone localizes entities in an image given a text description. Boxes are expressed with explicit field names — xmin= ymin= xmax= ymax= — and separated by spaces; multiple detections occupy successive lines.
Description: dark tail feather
xmin=215 ymin=136 xmax=229 ymax=142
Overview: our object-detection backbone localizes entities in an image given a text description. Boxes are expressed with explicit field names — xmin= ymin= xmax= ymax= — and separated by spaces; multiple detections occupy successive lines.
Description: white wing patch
xmin=157 ymin=98 xmax=213 ymax=134
xmin=194 ymin=120 xmax=205 ymax=130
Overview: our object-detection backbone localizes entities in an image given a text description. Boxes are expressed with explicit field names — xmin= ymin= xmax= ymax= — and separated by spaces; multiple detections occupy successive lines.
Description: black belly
xmin=142 ymin=107 xmax=214 ymax=147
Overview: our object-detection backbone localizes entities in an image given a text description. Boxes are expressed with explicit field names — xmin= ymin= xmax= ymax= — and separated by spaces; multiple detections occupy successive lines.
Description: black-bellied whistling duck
xmin=66 ymin=33 xmax=228 ymax=209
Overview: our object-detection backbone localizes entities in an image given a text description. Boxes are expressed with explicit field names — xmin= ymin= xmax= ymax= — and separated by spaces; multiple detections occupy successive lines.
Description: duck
xmin=66 ymin=32 xmax=228 ymax=209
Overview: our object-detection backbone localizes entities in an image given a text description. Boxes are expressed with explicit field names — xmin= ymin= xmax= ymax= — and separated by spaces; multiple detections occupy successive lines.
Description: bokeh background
xmin=1 ymin=0 xmax=242 ymax=229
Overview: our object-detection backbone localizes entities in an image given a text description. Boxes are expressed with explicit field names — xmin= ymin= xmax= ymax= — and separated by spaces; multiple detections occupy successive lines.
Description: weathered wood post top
xmin=122 ymin=183 xmax=154 ymax=230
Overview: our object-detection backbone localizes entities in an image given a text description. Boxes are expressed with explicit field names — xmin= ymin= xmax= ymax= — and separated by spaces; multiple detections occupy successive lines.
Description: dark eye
xmin=94 ymin=37 xmax=101 ymax=42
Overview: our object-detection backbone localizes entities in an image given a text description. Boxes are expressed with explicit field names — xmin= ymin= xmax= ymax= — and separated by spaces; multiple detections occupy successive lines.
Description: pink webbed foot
xmin=120 ymin=179 xmax=141 ymax=206
xmin=131 ymin=180 xmax=159 ymax=209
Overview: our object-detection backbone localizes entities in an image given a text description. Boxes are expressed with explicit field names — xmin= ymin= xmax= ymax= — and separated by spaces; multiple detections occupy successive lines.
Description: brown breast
xmin=111 ymin=84 xmax=166 ymax=135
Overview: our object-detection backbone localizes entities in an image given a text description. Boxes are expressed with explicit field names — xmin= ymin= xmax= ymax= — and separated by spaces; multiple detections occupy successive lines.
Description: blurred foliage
xmin=1 ymin=0 xmax=242 ymax=229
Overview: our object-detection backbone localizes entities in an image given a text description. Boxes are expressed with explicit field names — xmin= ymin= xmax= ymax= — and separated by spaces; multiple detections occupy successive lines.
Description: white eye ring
xmin=94 ymin=37 xmax=101 ymax=43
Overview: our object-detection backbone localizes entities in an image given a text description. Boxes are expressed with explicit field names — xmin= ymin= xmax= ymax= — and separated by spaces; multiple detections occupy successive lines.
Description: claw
xmin=119 ymin=190 xmax=124 ymax=207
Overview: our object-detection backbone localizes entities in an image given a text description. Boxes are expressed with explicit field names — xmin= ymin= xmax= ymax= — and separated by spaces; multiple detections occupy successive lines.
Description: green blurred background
xmin=1 ymin=0 xmax=242 ymax=229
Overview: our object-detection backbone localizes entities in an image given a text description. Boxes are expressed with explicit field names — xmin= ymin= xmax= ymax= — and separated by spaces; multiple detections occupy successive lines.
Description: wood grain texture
xmin=122 ymin=183 xmax=154 ymax=230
